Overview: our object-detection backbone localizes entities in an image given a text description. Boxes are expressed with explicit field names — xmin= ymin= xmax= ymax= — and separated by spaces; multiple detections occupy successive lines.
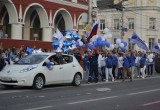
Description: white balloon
xmin=104 ymin=34 xmax=109 ymax=39
xmin=110 ymin=44 xmax=115 ymax=50
xmin=114 ymin=44 xmax=119 ymax=48
xmin=108 ymin=33 xmax=112 ymax=38
xmin=102 ymin=37 xmax=105 ymax=41
xmin=116 ymin=39 xmax=121 ymax=44
xmin=79 ymin=41 xmax=83 ymax=46
xmin=65 ymin=34 xmax=71 ymax=39
xmin=103 ymin=28 xmax=110 ymax=34
xmin=119 ymin=43 xmax=125 ymax=48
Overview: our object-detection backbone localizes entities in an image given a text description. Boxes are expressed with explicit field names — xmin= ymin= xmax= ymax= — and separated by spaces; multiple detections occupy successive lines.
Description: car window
xmin=63 ymin=55 xmax=73 ymax=63
xmin=48 ymin=55 xmax=58 ymax=65
xmin=16 ymin=54 xmax=48 ymax=65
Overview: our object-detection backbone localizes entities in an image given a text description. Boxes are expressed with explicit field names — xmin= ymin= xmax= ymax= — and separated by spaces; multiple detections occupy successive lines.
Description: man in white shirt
xmin=98 ymin=52 xmax=103 ymax=80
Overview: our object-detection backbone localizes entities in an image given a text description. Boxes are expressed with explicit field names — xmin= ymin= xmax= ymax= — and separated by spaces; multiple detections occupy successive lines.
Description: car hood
xmin=0 ymin=65 xmax=35 ymax=75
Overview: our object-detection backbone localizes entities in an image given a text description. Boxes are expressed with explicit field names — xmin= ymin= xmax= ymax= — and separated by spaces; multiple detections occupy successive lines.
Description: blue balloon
xmin=66 ymin=29 xmax=72 ymax=35
xmin=26 ymin=47 xmax=32 ymax=55
xmin=52 ymin=40 xmax=59 ymax=50
xmin=121 ymin=47 xmax=126 ymax=53
xmin=101 ymin=41 xmax=106 ymax=47
xmin=94 ymin=41 xmax=98 ymax=48
xmin=97 ymin=37 xmax=102 ymax=42
xmin=122 ymin=41 xmax=127 ymax=47
xmin=66 ymin=41 xmax=72 ymax=47
xmin=75 ymin=42 xmax=80 ymax=47
xmin=81 ymin=44 xmax=86 ymax=49
xmin=73 ymin=34 xmax=80 ymax=41
xmin=105 ymin=42 xmax=110 ymax=48
xmin=88 ymin=44 xmax=93 ymax=50
xmin=62 ymin=47 xmax=68 ymax=53
xmin=46 ymin=62 xmax=54 ymax=70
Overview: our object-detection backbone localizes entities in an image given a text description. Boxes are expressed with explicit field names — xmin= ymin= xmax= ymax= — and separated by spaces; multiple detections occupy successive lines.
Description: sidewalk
xmin=82 ymin=71 xmax=160 ymax=84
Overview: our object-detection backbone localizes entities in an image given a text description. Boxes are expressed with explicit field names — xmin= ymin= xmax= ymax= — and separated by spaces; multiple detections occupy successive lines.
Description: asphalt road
xmin=0 ymin=74 xmax=160 ymax=110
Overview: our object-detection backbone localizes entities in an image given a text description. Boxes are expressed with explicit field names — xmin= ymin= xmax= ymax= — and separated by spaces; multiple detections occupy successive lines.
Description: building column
xmin=11 ymin=23 xmax=22 ymax=40
xmin=42 ymin=27 xmax=53 ymax=42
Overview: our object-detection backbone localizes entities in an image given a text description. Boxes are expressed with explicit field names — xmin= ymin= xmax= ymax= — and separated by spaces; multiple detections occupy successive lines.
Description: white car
xmin=0 ymin=53 xmax=83 ymax=89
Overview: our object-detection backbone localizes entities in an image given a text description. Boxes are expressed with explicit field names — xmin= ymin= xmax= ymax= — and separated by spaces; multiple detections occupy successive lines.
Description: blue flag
xmin=130 ymin=32 xmax=148 ymax=51
xmin=152 ymin=42 xmax=160 ymax=54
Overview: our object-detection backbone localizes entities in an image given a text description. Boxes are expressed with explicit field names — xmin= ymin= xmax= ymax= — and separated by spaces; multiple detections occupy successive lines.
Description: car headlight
xmin=20 ymin=65 xmax=38 ymax=73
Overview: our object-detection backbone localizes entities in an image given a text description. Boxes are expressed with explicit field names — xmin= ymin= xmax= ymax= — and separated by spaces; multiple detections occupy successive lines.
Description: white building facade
xmin=97 ymin=0 xmax=160 ymax=50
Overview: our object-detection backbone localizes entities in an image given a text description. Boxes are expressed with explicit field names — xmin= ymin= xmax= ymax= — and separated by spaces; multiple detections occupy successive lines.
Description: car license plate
xmin=1 ymin=77 xmax=12 ymax=81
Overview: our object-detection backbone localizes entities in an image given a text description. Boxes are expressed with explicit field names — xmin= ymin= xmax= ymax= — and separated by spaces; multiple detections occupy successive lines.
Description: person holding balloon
xmin=88 ymin=48 xmax=99 ymax=83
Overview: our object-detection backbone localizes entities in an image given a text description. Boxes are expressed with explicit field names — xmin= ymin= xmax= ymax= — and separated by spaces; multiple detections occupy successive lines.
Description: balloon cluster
xmin=114 ymin=39 xmax=128 ymax=52
xmin=52 ymin=29 xmax=82 ymax=53
xmin=93 ymin=36 xmax=110 ymax=48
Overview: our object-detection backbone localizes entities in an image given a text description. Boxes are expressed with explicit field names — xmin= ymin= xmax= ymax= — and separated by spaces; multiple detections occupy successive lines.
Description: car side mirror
xmin=43 ymin=62 xmax=46 ymax=66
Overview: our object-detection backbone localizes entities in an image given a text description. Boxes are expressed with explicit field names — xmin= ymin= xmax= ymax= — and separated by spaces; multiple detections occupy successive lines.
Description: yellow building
xmin=97 ymin=0 xmax=160 ymax=50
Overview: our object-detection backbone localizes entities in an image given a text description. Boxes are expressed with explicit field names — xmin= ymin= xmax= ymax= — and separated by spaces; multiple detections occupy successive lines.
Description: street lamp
xmin=4 ymin=34 xmax=8 ymax=39
xmin=34 ymin=33 xmax=38 ymax=41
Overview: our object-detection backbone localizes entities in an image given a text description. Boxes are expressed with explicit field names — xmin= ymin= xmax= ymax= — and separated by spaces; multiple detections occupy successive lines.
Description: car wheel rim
xmin=75 ymin=75 xmax=81 ymax=85
xmin=36 ymin=77 xmax=44 ymax=89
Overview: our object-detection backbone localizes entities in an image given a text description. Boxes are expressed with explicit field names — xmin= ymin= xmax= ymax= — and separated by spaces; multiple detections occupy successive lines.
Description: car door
xmin=61 ymin=55 xmax=76 ymax=82
xmin=43 ymin=55 xmax=63 ymax=84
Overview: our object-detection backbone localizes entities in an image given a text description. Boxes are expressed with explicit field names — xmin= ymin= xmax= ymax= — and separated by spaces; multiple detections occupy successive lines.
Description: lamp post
xmin=4 ymin=34 xmax=8 ymax=39
xmin=34 ymin=33 xmax=38 ymax=41
xmin=121 ymin=0 xmax=128 ymax=41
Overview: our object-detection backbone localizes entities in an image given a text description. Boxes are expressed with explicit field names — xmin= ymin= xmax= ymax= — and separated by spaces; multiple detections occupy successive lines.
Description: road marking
xmin=25 ymin=106 xmax=53 ymax=110
xmin=128 ymin=89 xmax=160 ymax=96
xmin=0 ymin=90 xmax=31 ymax=94
xmin=68 ymin=96 xmax=118 ymax=105
xmin=96 ymin=88 xmax=111 ymax=92
xmin=142 ymin=100 xmax=160 ymax=106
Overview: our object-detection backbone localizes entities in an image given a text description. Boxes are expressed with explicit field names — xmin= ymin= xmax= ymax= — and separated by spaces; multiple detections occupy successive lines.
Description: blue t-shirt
xmin=130 ymin=55 xmax=136 ymax=66
xmin=123 ymin=57 xmax=130 ymax=68
xmin=106 ymin=57 xmax=113 ymax=68
xmin=84 ymin=55 xmax=90 ymax=69
xmin=140 ymin=58 xmax=146 ymax=65
xmin=112 ymin=55 xmax=118 ymax=66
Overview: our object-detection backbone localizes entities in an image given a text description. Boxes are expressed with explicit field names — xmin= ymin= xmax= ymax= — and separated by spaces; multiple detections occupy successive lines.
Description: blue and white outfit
xmin=105 ymin=57 xmax=114 ymax=82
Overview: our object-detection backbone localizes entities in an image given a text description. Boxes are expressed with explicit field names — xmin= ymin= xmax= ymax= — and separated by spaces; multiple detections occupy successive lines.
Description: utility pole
xmin=88 ymin=0 xmax=92 ymax=25
xmin=121 ymin=0 xmax=124 ymax=41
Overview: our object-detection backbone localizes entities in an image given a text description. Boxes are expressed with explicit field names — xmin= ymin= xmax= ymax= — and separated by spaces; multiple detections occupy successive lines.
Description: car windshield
xmin=16 ymin=54 xmax=49 ymax=65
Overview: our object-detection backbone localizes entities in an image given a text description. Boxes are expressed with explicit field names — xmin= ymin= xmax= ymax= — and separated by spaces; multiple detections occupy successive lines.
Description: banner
xmin=130 ymin=32 xmax=148 ymax=51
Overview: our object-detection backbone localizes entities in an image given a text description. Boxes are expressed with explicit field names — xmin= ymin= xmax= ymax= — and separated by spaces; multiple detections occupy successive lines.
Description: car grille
xmin=0 ymin=80 xmax=18 ymax=83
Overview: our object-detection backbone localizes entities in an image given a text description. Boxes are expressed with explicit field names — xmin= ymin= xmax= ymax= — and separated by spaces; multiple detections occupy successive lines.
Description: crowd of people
xmin=81 ymin=48 xmax=156 ymax=83
xmin=0 ymin=44 xmax=158 ymax=84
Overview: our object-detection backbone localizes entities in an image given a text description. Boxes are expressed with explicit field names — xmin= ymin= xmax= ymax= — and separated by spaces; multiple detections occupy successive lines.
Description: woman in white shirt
xmin=117 ymin=53 xmax=123 ymax=79
xmin=135 ymin=53 xmax=141 ymax=77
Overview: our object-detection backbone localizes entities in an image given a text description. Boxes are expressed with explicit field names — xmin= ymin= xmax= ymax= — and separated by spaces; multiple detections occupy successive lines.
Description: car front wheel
xmin=72 ymin=73 xmax=82 ymax=86
xmin=33 ymin=75 xmax=45 ymax=90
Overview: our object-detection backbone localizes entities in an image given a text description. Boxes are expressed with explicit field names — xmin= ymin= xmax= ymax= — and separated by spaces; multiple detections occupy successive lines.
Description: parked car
xmin=0 ymin=53 xmax=83 ymax=89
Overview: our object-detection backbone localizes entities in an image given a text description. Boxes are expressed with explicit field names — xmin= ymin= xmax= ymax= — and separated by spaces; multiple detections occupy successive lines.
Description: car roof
xmin=31 ymin=52 xmax=73 ymax=56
